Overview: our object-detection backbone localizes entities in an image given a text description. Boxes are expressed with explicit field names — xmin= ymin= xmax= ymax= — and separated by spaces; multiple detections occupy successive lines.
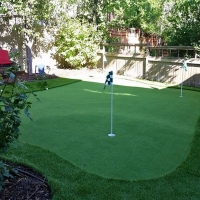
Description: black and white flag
xmin=104 ymin=71 xmax=113 ymax=89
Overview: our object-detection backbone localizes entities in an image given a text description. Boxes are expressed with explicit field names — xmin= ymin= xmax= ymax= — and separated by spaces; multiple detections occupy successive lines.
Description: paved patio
xmin=49 ymin=67 xmax=175 ymax=89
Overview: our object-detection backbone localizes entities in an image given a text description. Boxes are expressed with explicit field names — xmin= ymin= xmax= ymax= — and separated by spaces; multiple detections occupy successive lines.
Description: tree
xmin=0 ymin=0 xmax=54 ymax=74
xmin=164 ymin=0 xmax=200 ymax=46
xmin=77 ymin=0 xmax=109 ymax=26
xmin=77 ymin=0 xmax=166 ymax=36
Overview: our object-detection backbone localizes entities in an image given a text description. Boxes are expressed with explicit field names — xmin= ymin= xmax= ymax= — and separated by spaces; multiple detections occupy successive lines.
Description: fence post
xmin=102 ymin=45 xmax=106 ymax=71
xmin=143 ymin=54 xmax=148 ymax=79
xmin=195 ymin=50 xmax=197 ymax=59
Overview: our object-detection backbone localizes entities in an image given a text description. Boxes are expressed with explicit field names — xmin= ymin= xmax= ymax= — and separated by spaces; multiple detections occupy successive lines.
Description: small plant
xmin=36 ymin=75 xmax=49 ymax=90
xmin=0 ymin=64 xmax=39 ymax=190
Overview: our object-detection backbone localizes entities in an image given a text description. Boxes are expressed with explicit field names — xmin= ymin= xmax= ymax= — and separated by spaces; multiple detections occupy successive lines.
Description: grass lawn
xmin=1 ymin=78 xmax=200 ymax=199
xmin=0 ymin=77 xmax=81 ymax=94
xmin=17 ymin=80 xmax=200 ymax=181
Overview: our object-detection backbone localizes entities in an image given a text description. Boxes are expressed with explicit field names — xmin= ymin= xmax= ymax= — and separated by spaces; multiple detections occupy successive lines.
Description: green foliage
xmin=77 ymin=0 xmax=109 ymax=26
xmin=77 ymin=0 xmax=165 ymax=37
xmin=0 ymin=66 xmax=37 ymax=152
xmin=193 ymin=44 xmax=200 ymax=58
xmin=0 ymin=63 xmax=40 ymax=190
xmin=164 ymin=0 xmax=200 ymax=46
xmin=54 ymin=19 xmax=101 ymax=69
xmin=0 ymin=0 xmax=54 ymax=38
xmin=35 ymin=75 xmax=49 ymax=90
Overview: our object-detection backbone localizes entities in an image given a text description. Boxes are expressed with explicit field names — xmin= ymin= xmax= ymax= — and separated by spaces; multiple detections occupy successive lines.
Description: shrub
xmin=54 ymin=19 xmax=101 ymax=69
xmin=0 ymin=64 xmax=39 ymax=189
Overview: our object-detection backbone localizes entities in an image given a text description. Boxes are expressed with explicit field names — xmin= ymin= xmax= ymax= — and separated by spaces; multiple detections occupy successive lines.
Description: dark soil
xmin=2 ymin=71 xmax=58 ymax=82
xmin=0 ymin=162 xmax=51 ymax=200
xmin=15 ymin=72 xmax=58 ymax=82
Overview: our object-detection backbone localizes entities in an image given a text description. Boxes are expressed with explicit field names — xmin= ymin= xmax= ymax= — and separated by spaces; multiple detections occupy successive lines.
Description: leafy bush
xmin=0 ymin=65 xmax=39 ymax=189
xmin=54 ymin=19 xmax=101 ymax=69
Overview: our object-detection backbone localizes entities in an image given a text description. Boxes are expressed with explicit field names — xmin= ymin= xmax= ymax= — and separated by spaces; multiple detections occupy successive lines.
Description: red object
xmin=0 ymin=49 xmax=13 ymax=65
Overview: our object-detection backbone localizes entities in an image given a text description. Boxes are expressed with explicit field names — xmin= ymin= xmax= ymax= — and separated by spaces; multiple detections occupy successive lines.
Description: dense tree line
xmin=75 ymin=0 xmax=200 ymax=46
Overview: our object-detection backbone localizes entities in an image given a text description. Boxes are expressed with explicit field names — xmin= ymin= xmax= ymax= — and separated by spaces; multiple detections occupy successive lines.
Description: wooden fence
xmin=97 ymin=44 xmax=200 ymax=87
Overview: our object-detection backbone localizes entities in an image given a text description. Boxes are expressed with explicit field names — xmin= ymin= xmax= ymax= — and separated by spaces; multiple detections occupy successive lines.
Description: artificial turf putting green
xmin=19 ymin=81 xmax=200 ymax=180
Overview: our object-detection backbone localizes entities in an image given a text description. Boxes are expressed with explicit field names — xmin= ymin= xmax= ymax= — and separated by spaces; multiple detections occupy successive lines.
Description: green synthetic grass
xmin=17 ymin=81 xmax=200 ymax=180
xmin=1 ymin=79 xmax=200 ymax=199
xmin=0 ymin=77 xmax=80 ymax=95
xmin=169 ymin=84 xmax=200 ymax=93
xmin=24 ymin=77 xmax=81 ymax=92
xmin=1 ymin=115 xmax=200 ymax=199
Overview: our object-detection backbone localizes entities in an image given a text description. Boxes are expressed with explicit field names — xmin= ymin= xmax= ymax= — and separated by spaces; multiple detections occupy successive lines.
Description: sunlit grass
xmin=18 ymin=81 xmax=200 ymax=180
xmin=1 ymin=79 xmax=200 ymax=199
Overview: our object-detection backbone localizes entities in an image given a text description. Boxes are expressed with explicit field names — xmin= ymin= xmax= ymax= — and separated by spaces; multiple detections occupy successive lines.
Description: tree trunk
xmin=26 ymin=42 xmax=32 ymax=75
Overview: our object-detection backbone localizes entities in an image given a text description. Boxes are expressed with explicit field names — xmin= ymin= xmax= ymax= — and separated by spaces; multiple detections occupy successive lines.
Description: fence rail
xmin=102 ymin=43 xmax=199 ymax=59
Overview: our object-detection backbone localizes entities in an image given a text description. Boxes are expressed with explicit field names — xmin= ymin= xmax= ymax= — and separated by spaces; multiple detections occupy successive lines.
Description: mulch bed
xmin=15 ymin=72 xmax=58 ymax=82
xmin=0 ymin=162 xmax=51 ymax=200
xmin=2 ymin=71 xmax=58 ymax=82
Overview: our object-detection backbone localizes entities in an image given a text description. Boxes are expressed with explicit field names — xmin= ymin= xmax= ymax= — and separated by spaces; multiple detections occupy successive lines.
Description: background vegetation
xmin=1 ymin=0 xmax=200 ymax=69
xmin=53 ymin=19 xmax=101 ymax=69
xmin=164 ymin=0 xmax=200 ymax=46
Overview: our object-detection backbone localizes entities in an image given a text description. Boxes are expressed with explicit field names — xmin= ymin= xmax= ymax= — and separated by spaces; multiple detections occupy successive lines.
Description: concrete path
xmin=48 ymin=68 xmax=175 ymax=90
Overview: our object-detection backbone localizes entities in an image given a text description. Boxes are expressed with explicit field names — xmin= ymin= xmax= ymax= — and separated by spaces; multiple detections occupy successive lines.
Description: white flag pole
xmin=108 ymin=84 xmax=115 ymax=136
xmin=180 ymin=60 xmax=187 ymax=97
xmin=180 ymin=69 xmax=183 ymax=97
xmin=108 ymin=76 xmax=115 ymax=137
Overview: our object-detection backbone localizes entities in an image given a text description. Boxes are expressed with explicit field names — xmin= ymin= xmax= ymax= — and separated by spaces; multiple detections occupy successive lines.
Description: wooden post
xmin=143 ymin=52 xmax=148 ymax=79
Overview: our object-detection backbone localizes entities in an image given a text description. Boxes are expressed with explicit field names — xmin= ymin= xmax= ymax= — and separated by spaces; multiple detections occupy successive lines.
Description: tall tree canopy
xmin=77 ymin=0 xmax=166 ymax=35
xmin=110 ymin=0 xmax=165 ymax=34
xmin=164 ymin=0 xmax=200 ymax=46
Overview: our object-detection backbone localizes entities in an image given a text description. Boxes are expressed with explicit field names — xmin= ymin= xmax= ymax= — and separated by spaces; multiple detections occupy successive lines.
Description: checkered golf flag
xmin=104 ymin=71 xmax=113 ymax=89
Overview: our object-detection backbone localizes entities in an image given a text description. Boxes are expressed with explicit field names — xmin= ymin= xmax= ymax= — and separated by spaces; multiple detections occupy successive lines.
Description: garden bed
xmin=0 ymin=161 xmax=51 ymax=199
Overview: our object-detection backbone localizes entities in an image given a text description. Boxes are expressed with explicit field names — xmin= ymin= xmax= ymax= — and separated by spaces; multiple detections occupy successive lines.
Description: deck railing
xmin=101 ymin=43 xmax=199 ymax=58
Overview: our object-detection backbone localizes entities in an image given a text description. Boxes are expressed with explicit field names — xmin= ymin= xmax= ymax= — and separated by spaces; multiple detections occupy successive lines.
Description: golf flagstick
xmin=180 ymin=70 xmax=183 ymax=97
xmin=104 ymin=71 xmax=115 ymax=137
xmin=180 ymin=60 xmax=187 ymax=97
xmin=109 ymin=82 xmax=115 ymax=137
